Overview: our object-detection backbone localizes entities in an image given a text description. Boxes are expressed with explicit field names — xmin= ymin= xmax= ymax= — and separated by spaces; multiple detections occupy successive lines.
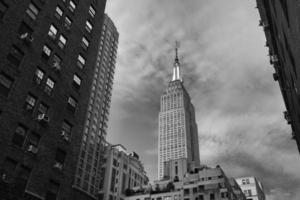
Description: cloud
xmin=105 ymin=0 xmax=300 ymax=199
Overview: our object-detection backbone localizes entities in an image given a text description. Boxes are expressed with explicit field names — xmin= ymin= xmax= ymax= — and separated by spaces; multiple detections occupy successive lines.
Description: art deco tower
xmin=158 ymin=46 xmax=200 ymax=179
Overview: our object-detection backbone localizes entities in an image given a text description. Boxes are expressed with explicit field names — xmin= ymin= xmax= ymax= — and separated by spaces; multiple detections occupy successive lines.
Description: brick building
xmin=0 ymin=0 xmax=109 ymax=199
xmin=256 ymin=0 xmax=300 ymax=152
xmin=98 ymin=144 xmax=149 ymax=200
xmin=235 ymin=177 xmax=265 ymax=200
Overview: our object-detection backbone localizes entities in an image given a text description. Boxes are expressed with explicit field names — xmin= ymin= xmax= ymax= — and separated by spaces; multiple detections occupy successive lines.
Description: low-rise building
xmin=235 ymin=177 xmax=265 ymax=200
xmin=99 ymin=144 xmax=149 ymax=200
xmin=125 ymin=162 xmax=246 ymax=200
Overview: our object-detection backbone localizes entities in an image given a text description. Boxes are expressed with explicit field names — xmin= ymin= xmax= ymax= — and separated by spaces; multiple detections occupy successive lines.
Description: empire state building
xmin=158 ymin=47 xmax=200 ymax=179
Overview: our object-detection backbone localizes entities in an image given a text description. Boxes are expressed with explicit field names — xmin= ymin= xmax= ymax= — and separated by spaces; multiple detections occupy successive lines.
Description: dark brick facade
xmin=0 ymin=0 xmax=107 ymax=199
xmin=256 ymin=0 xmax=300 ymax=153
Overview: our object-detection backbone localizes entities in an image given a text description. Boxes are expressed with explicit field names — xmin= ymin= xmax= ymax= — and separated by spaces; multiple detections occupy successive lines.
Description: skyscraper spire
xmin=172 ymin=41 xmax=181 ymax=81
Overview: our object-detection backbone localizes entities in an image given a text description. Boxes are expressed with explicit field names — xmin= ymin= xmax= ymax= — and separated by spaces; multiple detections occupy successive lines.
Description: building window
xmin=89 ymin=6 xmax=95 ymax=18
xmin=7 ymin=45 xmax=24 ymax=66
xmin=0 ymin=0 xmax=8 ymax=20
xmin=52 ymin=54 xmax=62 ymax=70
xmin=77 ymin=54 xmax=85 ymax=69
xmin=198 ymin=195 xmax=203 ymax=200
xmin=0 ymin=72 xmax=14 ymax=96
xmin=64 ymin=16 xmax=72 ymax=29
xmin=62 ymin=120 xmax=72 ymax=136
xmin=54 ymin=6 xmax=63 ymax=19
xmin=67 ymin=96 xmax=77 ymax=113
xmin=34 ymin=68 xmax=44 ymax=85
xmin=55 ymin=149 xmax=66 ymax=165
xmin=28 ymin=132 xmax=40 ymax=148
xmin=37 ymin=102 xmax=48 ymax=115
xmin=58 ymin=34 xmax=67 ymax=49
xmin=45 ymin=180 xmax=60 ymax=200
xmin=184 ymin=189 xmax=189 ymax=196
xmin=12 ymin=125 xmax=27 ymax=147
xmin=221 ymin=192 xmax=228 ymax=198
xmin=24 ymin=93 xmax=36 ymax=112
xmin=85 ymin=20 xmax=93 ymax=33
xmin=44 ymin=77 xmax=55 ymax=95
xmin=48 ymin=24 xmax=58 ymax=40
xmin=26 ymin=2 xmax=39 ymax=20
xmin=72 ymin=74 xmax=81 ymax=89
xmin=15 ymin=166 xmax=31 ymax=194
xmin=1 ymin=158 xmax=17 ymax=182
xmin=68 ymin=0 xmax=76 ymax=12
xmin=209 ymin=193 xmax=215 ymax=200
xmin=42 ymin=44 xmax=52 ymax=59
xmin=18 ymin=21 xmax=33 ymax=39
xmin=81 ymin=37 xmax=89 ymax=51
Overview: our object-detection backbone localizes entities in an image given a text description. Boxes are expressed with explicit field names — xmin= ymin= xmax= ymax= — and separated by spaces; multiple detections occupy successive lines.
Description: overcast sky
xmin=105 ymin=1 xmax=300 ymax=199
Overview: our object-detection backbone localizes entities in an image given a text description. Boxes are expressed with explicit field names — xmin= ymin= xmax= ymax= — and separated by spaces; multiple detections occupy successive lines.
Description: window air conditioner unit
xmin=270 ymin=55 xmax=279 ymax=64
xmin=20 ymin=32 xmax=34 ymax=43
xmin=52 ymin=62 xmax=61 ymax=71
xmin=53 ymin=162 xmax=63 ymax=170
xmin=37 ymin=114 xmax=50 ymax=123
xmin=27 ymin=145 xmax=38 ymax=154
xmin=61 ymin=131 xmax=70 ymax=142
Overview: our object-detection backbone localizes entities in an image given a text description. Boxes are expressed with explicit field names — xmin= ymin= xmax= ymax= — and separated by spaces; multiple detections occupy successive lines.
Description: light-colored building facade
xmin=158 ymin=47 xmax=200 ymax=179
xmin=73 ymin=14 xmax=119 ymax=198
xmin=235 ymin=177 xmax=265 ymax=200
xmin=99 ymin=144 xmax=149 ymax=200
xmin=125 ymin=165 xmax=246 ymax=200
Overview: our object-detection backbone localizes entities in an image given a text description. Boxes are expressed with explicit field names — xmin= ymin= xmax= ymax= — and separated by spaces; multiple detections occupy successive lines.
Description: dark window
xmin=18 ymin=21 xmax=33 ymax=39
xmin=68 ymin=1 xmax=76 ymax=12
xmin=0 ymin=0 xmax=8 ymax=20
xmin=7 ymin=45 xmax=24 ymax=66
xmin=55 ymin=149 xmax=66 ymax=164
xmin=184 ymin=189 xmax=189 ymax=195
xmin=24 ymin=93 xmax=36 ymax=112
xmin=110 ymin=168 xmax=116 ymax=192
xmin=64 ymin=16 xmax=72 ymax=29
xmin=26 ymin=2 xmax=39 ymax=20
xmin=12 ymin=125 xmax=27 ymax=147
xmin=45 ymin=180 xmax=60 ymax=200
xmin=209 ymin=193 xmax=215 ymax=200
xmin=34 ymin=68 xmax=44 ymax=85
xmin=15 ymin=166 xmax=31 ymax=194
xmin=113 ymin=159 xmax=118 ymax=167
xmin=67 ymin=96 xmax=77 ymax=113
xmin=193 ymin=187 xmax=197 ymax=193
xmin=0 ymin=72 xmax=13 ymax=96
xmin=52 ymin=54 xmax=62 ymax=70
xmin=54 ymin=6 xmax=63 ymax=19
xmin=44 ymin=77 xmax=55 ymax=96
xmin=58 ymin=34 xmax=67 ymax=49
xmin=198 ymin=195 xmax=203 ymax=200
xmin=72 ymin=74 xmax=81 ymax=89
xmin=1 ymin=158 xmax=17 ymax=182
xmin=37 ymin=102 xmax=48 ymax=115
xmin=42 ymin=44 xmax=52 ymax=59
xmin=89 ymin=5 xmax=95 ymax=18
xmin=62 ymin=120 xmax=72 ymax=136
xmin=27 ymin=132 xmax=40 ymax=147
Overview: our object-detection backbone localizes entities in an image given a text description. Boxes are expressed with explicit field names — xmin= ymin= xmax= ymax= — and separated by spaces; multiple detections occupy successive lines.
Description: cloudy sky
xmin=105 ymin=1 xmax=300 ymax=199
